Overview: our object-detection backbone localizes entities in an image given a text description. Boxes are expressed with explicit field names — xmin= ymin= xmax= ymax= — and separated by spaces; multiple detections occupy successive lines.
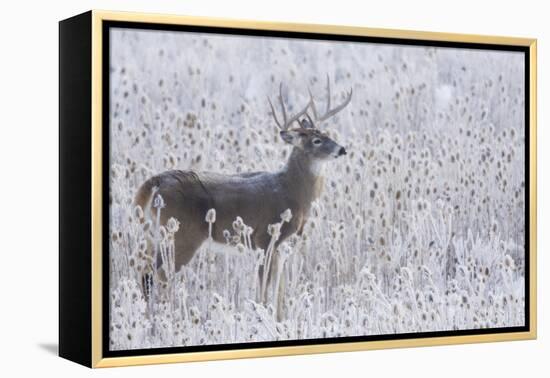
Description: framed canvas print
xmin=59 ymin=10 xmax=537 ymax=368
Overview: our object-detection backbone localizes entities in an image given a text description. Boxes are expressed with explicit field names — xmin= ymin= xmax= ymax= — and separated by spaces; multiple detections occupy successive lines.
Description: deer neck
xmin=281 ymin=148 xmax=325 ymax=204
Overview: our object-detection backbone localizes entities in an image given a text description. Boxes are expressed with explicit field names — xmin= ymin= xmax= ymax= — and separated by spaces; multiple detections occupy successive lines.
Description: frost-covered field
xmin=108 ymin=28 xmax=526 ymax=351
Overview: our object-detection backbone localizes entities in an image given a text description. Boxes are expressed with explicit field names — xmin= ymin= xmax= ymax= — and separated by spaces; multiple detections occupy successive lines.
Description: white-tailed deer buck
xmin=135 ymin=76 xmax=352 ymax=301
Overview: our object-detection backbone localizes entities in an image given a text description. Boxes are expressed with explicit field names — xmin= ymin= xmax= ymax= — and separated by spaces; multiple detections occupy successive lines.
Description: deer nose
xmin=338 ymin=147 xmax=347 ymax=156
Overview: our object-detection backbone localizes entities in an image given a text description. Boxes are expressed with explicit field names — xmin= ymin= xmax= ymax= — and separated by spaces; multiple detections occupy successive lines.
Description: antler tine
xmin=317 ymin=88 xmax=353 ymax=122
xmin=286 ymin=100 xmax=312 ymax=127
xmin=304 ymin=113 xmax=315 ymax=129
xmin=267 ymin=97 xmax=283 ymax=130
xmin=278 ymin=82 xmax=288 ymax=127
xmin=325 ymin=74 xmax=331 ymax=116
xmin=308 ymin=87 xmax=319 ymax=121
xmin=269 ymin=82 xmax=312 ymax=130
xmin=309 ymin=75 xmax=353 ymax=124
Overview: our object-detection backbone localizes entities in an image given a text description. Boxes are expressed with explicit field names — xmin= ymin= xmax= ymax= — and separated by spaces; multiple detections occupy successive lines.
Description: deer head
xmin=268 ymin=75 xmax=352 ymax=162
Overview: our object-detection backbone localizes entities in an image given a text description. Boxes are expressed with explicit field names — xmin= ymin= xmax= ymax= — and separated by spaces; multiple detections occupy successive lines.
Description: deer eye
xmin=312 ymin=138 xmax=322 ymax=146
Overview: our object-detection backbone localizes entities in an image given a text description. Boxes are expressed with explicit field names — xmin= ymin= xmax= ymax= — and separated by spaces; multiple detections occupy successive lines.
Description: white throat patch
xmin=310 ymin=160 xmax=326 ymax=177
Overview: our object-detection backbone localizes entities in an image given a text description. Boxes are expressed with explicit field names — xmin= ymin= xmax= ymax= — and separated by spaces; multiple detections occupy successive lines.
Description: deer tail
xmin=134 ymin=177 xmax=159 ymax=220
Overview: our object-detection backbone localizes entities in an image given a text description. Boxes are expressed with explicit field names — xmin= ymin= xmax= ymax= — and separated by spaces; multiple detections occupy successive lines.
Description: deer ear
xmin=280 ymin=130 xmax=300 ymax=146
xmin=299 ymin=117 xmax=315 ymax=129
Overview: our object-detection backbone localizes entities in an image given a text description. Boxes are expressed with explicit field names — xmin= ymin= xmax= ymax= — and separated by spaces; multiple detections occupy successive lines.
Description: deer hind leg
xmin=137 ymin=236 xmax=166 ymax=317
xmin=173 ymin=225 xmax=207 ymax=270
xmin=135 ymin=233 xmax=155 ymax=308
xmin=139 ymin=227 xmax=206 ymax=317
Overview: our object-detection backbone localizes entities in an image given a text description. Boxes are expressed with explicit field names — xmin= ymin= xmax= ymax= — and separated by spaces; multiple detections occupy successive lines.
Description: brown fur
xmin=135 ymin=124 xmax=346 ymax=304
xmin=135 ymin=147 xmax=327 ymax=267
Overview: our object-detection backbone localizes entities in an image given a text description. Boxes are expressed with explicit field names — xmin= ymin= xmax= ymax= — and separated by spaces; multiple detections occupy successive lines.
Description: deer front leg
xmin=253 ymin=231 xmax=273 ymax=303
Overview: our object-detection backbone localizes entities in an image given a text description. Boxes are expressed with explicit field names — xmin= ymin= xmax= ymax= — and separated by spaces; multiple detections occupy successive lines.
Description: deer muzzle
xmin=338 ymin=146 xmax=347 ymax=156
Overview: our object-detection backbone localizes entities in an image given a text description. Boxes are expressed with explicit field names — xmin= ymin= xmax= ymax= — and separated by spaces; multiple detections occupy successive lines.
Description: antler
xmin=268 ymin=82 xmax=312 ymax=131
xmin=308 ymin=75 xmax=353 ymax=123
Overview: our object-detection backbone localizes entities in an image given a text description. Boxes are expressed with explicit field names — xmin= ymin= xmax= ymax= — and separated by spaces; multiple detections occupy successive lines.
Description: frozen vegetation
xmin=108 ymin=28 xmax=526 ymax=350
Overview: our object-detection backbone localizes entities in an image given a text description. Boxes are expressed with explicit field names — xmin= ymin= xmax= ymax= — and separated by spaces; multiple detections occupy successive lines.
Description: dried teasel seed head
xmin=223 ymin=229 xmax=231 ymax=242
xmin=133 ymin=206 xmax=144 ymax=220
xmin=153 ymin=193 xmax=165 ymax=209
xmin=267 ymin=223 xmax=281 ymax=236
xmin=138 ymin=238 xmax=147 ymax=253
xmin=280 ymin=208 xmax=292 ymax=223
xmin=159 ymin=226 xmax=167 ymax=240
xmin=166 ymin=217 xmax=180 ymax=233
xmin=142 ymin=220 xmax=151 ymax=233
xmin=232 ymin=216 xmax=244 ymax=233
xmin=205 ymin=208 xmax=216 ymax=223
